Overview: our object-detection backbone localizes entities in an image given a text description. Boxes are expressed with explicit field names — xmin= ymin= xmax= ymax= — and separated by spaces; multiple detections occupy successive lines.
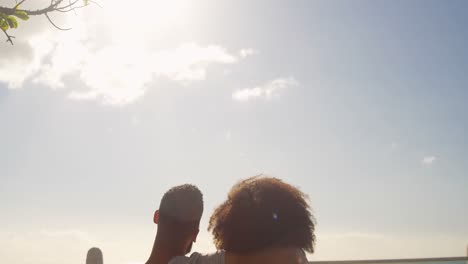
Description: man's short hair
xmin=159 ymin=184 xmax=204 ymax=231
xmin=208 ymin=175 xmax=316 ymax=254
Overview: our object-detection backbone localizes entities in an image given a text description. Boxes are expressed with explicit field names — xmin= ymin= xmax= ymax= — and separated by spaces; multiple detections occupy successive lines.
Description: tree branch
xmin=18 ymin=0 xmax=65 ymax=16
xmin=89 ymin=1 xmax=102 ymax=8
xmin=0 ymin=0 xmax=65 ymax=16
xmin=1 ymin=0 xmax=96 ymax=44
xmin=55 ymin=4 xmax=88 ymax=13
xmin=56 ymin=0 xmax=80 ymax=11
xmin=1 ymin=28 xmax=15 ymax=45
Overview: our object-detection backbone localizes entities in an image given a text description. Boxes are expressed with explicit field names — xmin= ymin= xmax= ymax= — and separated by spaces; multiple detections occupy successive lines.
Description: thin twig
xmin=14 ymin=0 xmax=28 ymax=9
xmin=45 ymin=12 xmax=71 ymax=30
xmin=89 ymin=0 xmax=102 ymax=8
xmin=1 ymin=28 xmax=15 ymax=45
xmin=55 ymin=0 xmax=80 ymax=11
xmin=69 ymin=0 xmax=77 ymax=15
xmin=55 ymin=4 xmax=87 ymax=13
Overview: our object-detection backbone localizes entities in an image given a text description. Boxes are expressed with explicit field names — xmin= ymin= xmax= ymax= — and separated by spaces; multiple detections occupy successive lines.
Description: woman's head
xmin=208 ymin=175 xmax=316 ymax=254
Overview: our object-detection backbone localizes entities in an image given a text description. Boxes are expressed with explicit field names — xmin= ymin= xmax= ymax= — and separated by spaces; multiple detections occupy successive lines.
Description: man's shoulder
xmin=169 ymin=251 xmax=224 ymax=264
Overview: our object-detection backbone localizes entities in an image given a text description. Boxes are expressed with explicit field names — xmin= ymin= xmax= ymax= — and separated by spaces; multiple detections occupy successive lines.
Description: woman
xmin=210 ymin=175 xmax=316 ymax=264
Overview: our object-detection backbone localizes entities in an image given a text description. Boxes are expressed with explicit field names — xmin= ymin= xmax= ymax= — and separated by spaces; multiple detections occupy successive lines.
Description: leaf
xmin=0 ymin=20 xmax=9 ymax=31
xmin=13 ymin=11 xmax=29 ymax=21
xmin=7 ymin=16 xmax=18 ymax=29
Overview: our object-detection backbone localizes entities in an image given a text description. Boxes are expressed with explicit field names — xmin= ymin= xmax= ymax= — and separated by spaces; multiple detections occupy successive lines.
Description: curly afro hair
xmin=208 ymin=175 xmax=316 ymax=254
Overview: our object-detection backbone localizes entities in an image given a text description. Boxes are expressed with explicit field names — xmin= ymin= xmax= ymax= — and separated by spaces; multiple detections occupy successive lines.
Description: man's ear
xmin=153 ymin=210 xmax=159 ymax=224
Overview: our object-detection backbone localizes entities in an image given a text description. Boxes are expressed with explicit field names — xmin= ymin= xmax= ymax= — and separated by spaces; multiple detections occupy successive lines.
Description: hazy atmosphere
xmin=1 ymin=1 xmax=468 ymax=264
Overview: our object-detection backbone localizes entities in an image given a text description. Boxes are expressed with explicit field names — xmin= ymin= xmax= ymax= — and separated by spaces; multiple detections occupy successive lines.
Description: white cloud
xmin=0 ymin=0 xmax=82 ymax=88
xmin=239 ymin=48 xmax=258 ymax=58
xmin=422 ymin=156 xmax=436 ymax=165
xmin=152 ymin=43 xmax=238 ymax=81
xmin=43 ymin=42 xmax=239 ymax=105
xmin=232 ymin=77 xmax=298 ymax=102
xmin=2 ymin=38 xmax=243 ymax=105
xmin=0 ymin=0 xmax=255 ymax=106
xmin=0 ymin=24 xmax=54 ymax=88
xmin=233 ymin=87 xmax=263 ymax=101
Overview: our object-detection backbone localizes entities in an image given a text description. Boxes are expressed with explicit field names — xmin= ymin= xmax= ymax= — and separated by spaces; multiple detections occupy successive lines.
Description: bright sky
xmin=1 ymin=0 xmax=468 ymax=264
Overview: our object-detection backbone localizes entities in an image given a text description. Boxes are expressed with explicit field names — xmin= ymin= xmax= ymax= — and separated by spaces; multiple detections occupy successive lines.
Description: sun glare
xmin=104 ymin=0 xmax=192 ymax=43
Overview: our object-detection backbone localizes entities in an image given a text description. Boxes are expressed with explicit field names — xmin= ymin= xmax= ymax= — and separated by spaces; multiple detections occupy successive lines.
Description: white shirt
xmin=169 ymin=252 xmax=224 ymax=264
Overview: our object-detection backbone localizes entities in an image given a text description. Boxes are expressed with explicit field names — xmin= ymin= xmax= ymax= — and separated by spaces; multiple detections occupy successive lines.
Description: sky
xmin=1 ymin=0 xmax=468 ymax=263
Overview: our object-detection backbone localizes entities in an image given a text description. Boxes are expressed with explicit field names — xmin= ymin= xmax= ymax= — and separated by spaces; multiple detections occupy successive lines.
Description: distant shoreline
xmin=313 ymin=257 xmax=468 ymax=264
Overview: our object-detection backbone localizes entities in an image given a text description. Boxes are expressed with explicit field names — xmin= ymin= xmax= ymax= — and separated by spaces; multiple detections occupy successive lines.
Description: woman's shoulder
xmin=225 ymin=247 xmax=308 ymax=264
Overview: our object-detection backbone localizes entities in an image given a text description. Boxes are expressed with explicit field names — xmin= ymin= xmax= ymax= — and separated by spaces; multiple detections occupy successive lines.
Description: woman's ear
xmin=153 ymin=210 xmax=159 ymax=224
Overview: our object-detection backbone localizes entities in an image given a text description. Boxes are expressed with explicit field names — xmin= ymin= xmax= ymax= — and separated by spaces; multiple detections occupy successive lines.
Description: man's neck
xmin=146 ymin=235 xmax=186 ymax=264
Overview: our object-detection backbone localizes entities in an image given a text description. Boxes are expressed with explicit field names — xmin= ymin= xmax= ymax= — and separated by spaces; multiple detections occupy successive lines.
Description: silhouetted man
xmin=145 ymin=184 xmax=204 ymax=264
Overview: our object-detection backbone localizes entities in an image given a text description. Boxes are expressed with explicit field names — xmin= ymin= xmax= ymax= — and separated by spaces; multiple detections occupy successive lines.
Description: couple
xmin=145 ymin=175 xmax=316 ymax=264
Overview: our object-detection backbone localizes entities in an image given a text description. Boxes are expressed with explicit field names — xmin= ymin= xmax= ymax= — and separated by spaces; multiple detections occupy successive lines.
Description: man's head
xmin=208 ymin=175 xmax=316 ymax=254
xmin=154 ymin=184 xmax=204 ymax=254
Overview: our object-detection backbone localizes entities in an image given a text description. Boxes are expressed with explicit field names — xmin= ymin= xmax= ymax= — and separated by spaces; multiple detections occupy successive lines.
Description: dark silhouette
xmin=169 ymin=175 xmax=316 ymax=264
xmin=208 ymin=175 xmax=315 ymax=264
xmin=86 ymin=247 xmax=103 ymax=264
xmin=146 ymin=184 xmax=204 ymax=264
